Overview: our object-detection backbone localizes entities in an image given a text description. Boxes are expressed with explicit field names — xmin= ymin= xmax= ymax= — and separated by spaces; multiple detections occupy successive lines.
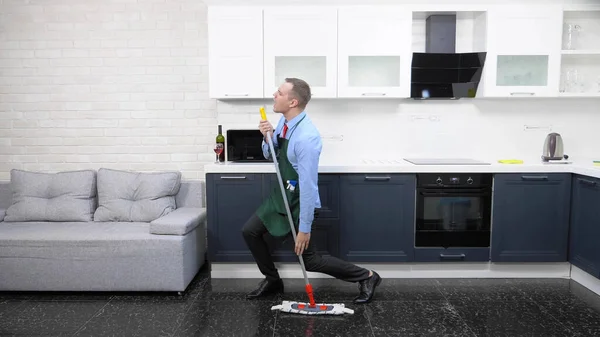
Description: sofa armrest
xmin=0 ymin=209 xmax=5 ymax=222
xmin=150 ymin=207 xmax=206 ymax=235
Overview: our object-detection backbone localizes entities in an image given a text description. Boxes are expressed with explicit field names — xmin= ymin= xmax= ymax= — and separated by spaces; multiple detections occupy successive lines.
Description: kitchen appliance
xmin=541 ymin=132 xmax=569 ymax=162
xmin=414 ymin=173 xmax=493 ymax=261
xmin=410 ymin=14 xmax=487 ymax=99
xmin=226 ymin=129 xmax=269 ymax=162
xmin=404 ymin=158 xmax=490 ymax=165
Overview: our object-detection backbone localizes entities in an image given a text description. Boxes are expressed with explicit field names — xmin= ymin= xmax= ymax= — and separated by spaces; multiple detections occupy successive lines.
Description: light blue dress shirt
xmin=262 ymin=111 xmax=322 ymax=233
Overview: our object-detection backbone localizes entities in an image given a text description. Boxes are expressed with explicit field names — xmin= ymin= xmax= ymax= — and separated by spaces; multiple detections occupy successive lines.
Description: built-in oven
xmin=414 ymin=173 xmax=493 ymax=262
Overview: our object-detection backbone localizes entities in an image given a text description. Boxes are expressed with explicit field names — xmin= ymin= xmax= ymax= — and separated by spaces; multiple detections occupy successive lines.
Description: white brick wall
xmin=0 ymin=0 xmax=214 ymax=180
xmin=1 ymin=0 xmax=599 ymax=182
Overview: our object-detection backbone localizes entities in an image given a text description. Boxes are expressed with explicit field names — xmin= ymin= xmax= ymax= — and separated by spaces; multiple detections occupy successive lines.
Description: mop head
xmin=271 ymin=300 xmax=354 ymax=315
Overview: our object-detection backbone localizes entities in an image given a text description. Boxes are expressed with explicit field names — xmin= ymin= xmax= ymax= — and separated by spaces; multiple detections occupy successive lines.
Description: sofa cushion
xmin=4 ymin=169 xmax=97 ymax=222
xmin=94 ymin=168 xmax=181 ymax=222
xmin=0 ymin=221 xmax=185 ymax=259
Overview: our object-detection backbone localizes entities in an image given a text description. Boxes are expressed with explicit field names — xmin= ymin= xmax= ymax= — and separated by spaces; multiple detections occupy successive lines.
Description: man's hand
xmin=258 ymin=120 xmax=274 ymax=139
xmin=295 ymin=232 xmax=310 ymax=255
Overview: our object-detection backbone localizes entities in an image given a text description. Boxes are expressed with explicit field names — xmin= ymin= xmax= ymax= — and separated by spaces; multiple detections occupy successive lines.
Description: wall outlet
xmin=322 ymin=134 xmax=344 ymax=141
xmin=523 ymin=125 xmax=552 ymax=132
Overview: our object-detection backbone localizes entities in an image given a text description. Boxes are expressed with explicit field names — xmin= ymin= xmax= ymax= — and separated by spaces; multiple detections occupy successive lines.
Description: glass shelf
xmin=562 ymin=10 xmax=600 ymax=51
xmin=496 ymin=55 xmax=549 ymax=86
xmin=560 ymin=54 xmax=600 ymax=95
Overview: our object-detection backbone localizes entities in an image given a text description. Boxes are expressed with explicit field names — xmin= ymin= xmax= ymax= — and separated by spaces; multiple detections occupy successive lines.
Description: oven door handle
xmin=419 ymin=189 xmax=490 ymax=197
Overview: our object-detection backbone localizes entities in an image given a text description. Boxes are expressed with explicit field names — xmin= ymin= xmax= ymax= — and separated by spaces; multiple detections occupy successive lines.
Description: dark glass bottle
xmin=216 ymin=125 xmax=225 ymax=162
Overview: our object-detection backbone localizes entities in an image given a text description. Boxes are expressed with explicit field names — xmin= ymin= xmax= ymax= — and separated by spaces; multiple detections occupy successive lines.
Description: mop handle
xmin=260 ymin=107 xmax=312 ymax=287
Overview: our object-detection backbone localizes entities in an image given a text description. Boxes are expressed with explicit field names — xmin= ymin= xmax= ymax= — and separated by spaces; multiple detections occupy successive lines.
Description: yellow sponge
xmin=498 ymin=159 xmax=524 ymax=164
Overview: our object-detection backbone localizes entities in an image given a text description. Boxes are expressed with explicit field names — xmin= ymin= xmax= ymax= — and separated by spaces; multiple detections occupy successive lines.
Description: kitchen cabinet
xmin=262 ymin=6 xmax=338 ymax=98
xmin=207 ymin=7 xmax=264 ymax=99
xmin=206 ymin=173 xmax=340 ymax=262
xmin=339 ymin=174 xmax=416 ymax=262
xmin=206 ymin=173 xmax=263 ymax=262
xmin=262 ymin=174 xmax=340 ymax=262
xmin=337 ymin=6 xmax=412 ymax=98
xmin=569 ymin=175 xmax=600 ymax=278
xmin=559 ymin=9 xmax=600 ymax=97
xmin=482 ymin=5 xmax=563 ymax=97
xmin=491 ymin=173 xmax=571 ymax=262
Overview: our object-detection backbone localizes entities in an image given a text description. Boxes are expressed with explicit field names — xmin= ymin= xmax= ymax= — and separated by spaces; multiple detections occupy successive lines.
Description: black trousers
xmin=242 ymin=212 xmax=370 ymax=283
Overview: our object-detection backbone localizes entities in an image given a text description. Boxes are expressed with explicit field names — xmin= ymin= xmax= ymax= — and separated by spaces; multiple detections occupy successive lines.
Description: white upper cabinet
xmin=263 ymin=6 xmax=338 ymax=98
xmin=207 ymin=7 xmax=264 ymax=99
xmin=337 ymin=6 xmax=412 ymax=98
xmin=482 ymin=5 xmax=563 ymax=97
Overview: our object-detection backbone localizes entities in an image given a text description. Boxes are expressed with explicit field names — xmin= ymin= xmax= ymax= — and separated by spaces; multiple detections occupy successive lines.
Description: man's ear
xmin=289 ymin=98 xmax=298 ymax=108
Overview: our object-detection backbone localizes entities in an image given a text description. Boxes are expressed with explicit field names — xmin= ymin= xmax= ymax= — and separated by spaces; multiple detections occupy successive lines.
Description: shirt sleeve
xmin=296 ymin=133 xmax=322 ymax=233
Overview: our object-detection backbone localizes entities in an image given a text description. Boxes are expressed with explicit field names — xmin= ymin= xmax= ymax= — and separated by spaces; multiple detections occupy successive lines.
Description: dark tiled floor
xmin=2 ymin=264 xmax=600 ymax=336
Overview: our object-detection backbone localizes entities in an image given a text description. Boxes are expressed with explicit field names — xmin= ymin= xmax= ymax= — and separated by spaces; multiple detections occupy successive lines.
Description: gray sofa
xmin=0 ymin=168 xmax=207 ymax=293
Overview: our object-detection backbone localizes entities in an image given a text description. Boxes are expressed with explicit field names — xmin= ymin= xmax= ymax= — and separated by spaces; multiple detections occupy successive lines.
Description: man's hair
xmin=285 ymin=77 xmax=311 ymax=110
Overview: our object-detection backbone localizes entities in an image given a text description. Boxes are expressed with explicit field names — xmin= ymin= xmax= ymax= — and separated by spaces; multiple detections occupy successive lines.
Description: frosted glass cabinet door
xmin=263 ymin=6 xmax=338 ymax=98
xmin=483 ymin=6 xmax=562 ymax=97
xmin=337 ymin=6 xmax=412 ymax=98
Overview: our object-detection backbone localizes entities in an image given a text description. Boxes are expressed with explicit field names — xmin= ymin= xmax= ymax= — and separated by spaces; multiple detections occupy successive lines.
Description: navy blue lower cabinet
xmin=263 ymin=174 xmax=341 ymax=262
xmin=491 ymin=173 xmax=571 ymax=262
xmin=569 ymin=175 xmax=600 ymax=278
xmin=206 ymin=173 xmax=263 ymax=262
xmin=339 ymin=174 xmax=416 ymax=262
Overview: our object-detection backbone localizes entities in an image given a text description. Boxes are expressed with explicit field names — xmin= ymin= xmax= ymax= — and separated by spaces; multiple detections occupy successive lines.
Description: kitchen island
xmin=203 ymin=157 xmax=600 ymax=297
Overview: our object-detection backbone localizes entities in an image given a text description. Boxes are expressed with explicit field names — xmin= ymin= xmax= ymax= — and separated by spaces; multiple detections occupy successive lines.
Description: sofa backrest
xmin=0 ymin=180 xmax=205 ymax=211
xmin=0 ymin=182 xmax=11 ymax=210
xmin=176 ymin=181 xmax=205 ymax=208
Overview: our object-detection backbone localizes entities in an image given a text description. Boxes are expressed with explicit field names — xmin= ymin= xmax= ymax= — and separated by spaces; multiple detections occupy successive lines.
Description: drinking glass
xmin=214 ymin=143 xmax=224 ymax=164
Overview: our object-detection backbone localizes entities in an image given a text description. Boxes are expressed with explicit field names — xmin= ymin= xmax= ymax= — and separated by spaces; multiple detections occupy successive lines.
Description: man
xmin=241 ymin=77 xmax=382 ymax=304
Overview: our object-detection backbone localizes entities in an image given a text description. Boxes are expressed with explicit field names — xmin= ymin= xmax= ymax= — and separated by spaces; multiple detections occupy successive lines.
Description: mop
xmin=260 ymin=107 xmax=354 ymax=316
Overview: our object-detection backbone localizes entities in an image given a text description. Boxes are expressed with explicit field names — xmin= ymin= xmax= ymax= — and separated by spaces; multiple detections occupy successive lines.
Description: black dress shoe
xmin=354 ymin=271 xmax=382 ymax=304
xmin=246 ymin=278 xmax=284 ymax=299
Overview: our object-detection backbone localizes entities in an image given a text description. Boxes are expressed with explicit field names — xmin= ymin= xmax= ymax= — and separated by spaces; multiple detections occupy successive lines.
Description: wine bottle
xmin=216 ymin=125 xmax=225 ymax=162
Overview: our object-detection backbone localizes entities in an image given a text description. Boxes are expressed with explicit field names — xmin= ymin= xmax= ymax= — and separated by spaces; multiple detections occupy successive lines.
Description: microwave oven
xmin=226 ymin=129 xmax=269 ymax=162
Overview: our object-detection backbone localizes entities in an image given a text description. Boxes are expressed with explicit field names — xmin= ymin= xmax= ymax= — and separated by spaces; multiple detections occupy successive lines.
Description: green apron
xmin=256 ymin=115 xmax=306 ymax=237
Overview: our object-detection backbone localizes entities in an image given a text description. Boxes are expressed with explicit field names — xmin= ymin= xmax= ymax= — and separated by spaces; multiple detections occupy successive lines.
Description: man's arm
xmin=296 ymin=133 xmax=322 ymax=233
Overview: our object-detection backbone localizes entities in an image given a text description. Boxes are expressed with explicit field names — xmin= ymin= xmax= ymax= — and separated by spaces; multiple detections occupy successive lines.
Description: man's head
xmin=272 ymin=78 xmax=311 ymax=115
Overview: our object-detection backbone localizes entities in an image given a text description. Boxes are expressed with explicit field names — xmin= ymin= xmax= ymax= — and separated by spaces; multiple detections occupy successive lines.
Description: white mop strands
xmin=271 ymin=301 xmax=354 ymax=315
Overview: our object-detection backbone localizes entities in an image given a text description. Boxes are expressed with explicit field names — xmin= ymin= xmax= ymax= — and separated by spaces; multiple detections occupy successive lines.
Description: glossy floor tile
xmin=1 ymin=264 xmax=600 ymax=336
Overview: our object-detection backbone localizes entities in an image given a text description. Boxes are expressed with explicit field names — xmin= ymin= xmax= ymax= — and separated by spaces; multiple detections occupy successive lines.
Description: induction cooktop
xmin=403 ymin=158 xmax=491 ymax=165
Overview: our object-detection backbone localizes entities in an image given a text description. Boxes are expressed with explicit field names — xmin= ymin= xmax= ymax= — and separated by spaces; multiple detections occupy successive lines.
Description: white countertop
xmin=205 ymin=157 xmax=600 ymax=179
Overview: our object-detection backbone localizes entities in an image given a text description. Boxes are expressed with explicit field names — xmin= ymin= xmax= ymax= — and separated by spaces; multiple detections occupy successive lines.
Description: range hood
xmin=410 ymin=14 xmax=486 ymax=99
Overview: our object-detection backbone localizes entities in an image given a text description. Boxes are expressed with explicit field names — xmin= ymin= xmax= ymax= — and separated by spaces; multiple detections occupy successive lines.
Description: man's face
xmin=272 ymin=82 xmax=296 ymax=113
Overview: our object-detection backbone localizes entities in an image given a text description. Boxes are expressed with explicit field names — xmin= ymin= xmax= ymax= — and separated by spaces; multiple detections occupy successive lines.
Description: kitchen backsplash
xmin=217 ymin=98 xmax=599 ymax=163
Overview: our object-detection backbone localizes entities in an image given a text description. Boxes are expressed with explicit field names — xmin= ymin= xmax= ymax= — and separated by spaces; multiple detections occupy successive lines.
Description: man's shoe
xmin=353 ymin=271 xmax=382 ymax=304
xmin=246 ymin=278 xmax=284 ymax=299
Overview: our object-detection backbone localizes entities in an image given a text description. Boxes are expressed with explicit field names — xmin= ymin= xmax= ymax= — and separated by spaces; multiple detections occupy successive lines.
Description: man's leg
xmin=242 ymin=213 xmax=284 ymax=298
xmin=299 ymin=220 xmax=382 ymax=304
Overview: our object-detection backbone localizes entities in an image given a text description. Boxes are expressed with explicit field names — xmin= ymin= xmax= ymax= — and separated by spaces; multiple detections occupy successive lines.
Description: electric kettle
xmin=542 ymin=132 xmax=568 ymax=162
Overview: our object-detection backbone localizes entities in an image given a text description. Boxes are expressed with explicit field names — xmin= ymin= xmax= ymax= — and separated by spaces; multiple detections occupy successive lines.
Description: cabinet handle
xmin=521 ymin=175 xmax=548 ymax=181
xmin=361 ymin=93 xmax=387 ymax=96
xmin=220 ymin=176 xmax=247 ymax=180
xmin=577 ymin=178 xmax=597 ymax=186
xmin=440 ymin=254 xmax=466 ymax=260
xmin=224 ymin=93 xmax=249 ymax=97
xmin=364 ymin=176 xmax=391 ymax=181
xmin=510 ymin=92 xmax=535 ymax=96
